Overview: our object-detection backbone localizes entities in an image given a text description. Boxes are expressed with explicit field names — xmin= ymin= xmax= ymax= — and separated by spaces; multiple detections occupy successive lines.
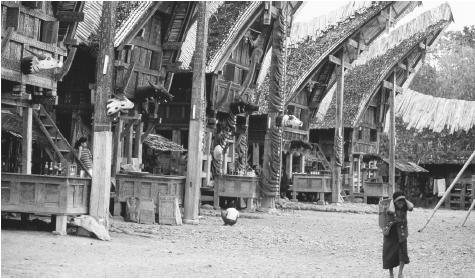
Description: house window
xmin=370 ymin=129 xmax=377 ymax=142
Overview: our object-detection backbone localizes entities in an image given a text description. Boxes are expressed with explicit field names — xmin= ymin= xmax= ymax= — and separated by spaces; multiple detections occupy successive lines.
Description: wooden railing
xmin=353 ymin=141 xmax=378 ymax=154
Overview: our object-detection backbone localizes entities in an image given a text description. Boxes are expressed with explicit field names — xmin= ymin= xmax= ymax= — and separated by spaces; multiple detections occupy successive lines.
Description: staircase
xmin=33 ymin=104 xmax=91 ymax=177
xmin=314 ymin=143 xmax=332 ymax=172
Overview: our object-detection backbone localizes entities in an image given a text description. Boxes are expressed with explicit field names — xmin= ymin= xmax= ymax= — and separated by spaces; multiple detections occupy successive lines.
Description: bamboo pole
xmin=183 ymin=1 xmax=208 ymax=225
xmin=418 ymin=150 xmax=475 ymax=232
xmin=90 ymin=1 xmax=116 ymax=227
xmin=461 ymin=199 xmax=475 ymax=227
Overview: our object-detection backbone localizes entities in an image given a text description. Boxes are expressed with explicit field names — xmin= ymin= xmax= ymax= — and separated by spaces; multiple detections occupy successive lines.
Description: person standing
xmin=75 ymin=137 xmax=92 ymax=177
xmin=383 ymin=191 xmax=414 ymax=278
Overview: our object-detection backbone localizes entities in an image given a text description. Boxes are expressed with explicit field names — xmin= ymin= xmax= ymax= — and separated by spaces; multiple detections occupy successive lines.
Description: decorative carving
xmin=261 ymin=4 xmax=286 ymax=197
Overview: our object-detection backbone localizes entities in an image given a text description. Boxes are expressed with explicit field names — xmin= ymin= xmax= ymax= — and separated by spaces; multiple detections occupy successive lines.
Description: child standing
xmin=383 ymin=191 xmax=414 ymax=278
xmin=75 ymin=137 xmax=92 ymax=177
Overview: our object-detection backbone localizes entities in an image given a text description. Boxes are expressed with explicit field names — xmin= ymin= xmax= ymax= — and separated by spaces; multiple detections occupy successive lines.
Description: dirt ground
xmin=2 ymin=207 xmax=474 ymax=278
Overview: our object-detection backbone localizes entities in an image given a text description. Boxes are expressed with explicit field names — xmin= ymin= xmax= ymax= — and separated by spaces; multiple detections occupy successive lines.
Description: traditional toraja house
xmin=252 ymin=1 xmax=421 ymax=203
xmin=151 ymin=1 xmax=302 ymax=209
xmin=379 ymin=89 xmax=475 ymax=209
xmin=1 ymin=1 xmax=91 ymax=234
xmin=1 ymin=1 xmax=200 ymax=230
xmin=309 ymin=3 xmax=453 ymax=203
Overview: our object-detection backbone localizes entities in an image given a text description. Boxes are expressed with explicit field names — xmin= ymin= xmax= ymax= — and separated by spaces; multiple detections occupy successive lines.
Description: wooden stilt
xmin=90 ymin=1 xmax=116 ymax=227
xmin=112 ymin=118 xmax=124 ymax=176
xmin=22 ymin=107 xmax=33 ymax=174
xmin=53 ymin=215 xmax=68 ymax=235
xmin=261 ymin=2 xmax=287 ymax=210
xmin=184 ymin=2 xmax=208 ymax=225
xmin=134 ymin=121 xmax=144 ymax=165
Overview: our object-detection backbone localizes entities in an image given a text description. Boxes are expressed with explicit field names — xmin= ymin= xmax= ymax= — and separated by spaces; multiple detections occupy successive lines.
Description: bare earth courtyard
xmin=2 ymin=208 xmax=474 ymax=278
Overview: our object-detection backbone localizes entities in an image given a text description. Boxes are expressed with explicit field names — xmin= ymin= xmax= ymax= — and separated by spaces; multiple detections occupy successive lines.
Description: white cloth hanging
xmin=433 ymin=179 xmax=446 ymax=197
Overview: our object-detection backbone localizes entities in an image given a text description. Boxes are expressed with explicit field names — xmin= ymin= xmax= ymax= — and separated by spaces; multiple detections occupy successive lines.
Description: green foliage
xmin=410 ymin=25 xmax=475 ymax=101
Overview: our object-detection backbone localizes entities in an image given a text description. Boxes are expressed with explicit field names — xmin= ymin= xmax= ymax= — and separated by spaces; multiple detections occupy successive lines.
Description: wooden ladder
xmin=314 ymin=142 xmax=332 ymax=172
xmin=33 ymin=104 xmax=91 ymax=177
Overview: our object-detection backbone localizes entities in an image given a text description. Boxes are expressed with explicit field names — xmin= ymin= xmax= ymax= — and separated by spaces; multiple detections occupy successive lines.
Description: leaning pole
xmin=419 ymin=150 xmax=475 ymax=232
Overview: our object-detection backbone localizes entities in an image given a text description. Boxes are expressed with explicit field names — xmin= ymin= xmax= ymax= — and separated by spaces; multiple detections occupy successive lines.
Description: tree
xmin=410 ymin=25 xmax=475 ymax=101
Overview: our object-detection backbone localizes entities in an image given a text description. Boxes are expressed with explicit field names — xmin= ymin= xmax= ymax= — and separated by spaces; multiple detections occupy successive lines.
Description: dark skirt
xmin=223 ymin=218 xmax=237 ymax=226
xmin=383 ymin=225 xmax=410 ymax=269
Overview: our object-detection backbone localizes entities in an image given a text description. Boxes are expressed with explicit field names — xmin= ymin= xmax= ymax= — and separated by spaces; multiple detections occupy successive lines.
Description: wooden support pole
xmin=21 ymin=107 xmax=33 ymax=174
xmin=90 ymin=1 xmax=116 ymax=227
xmin=125 ymin=122 xmax=134 ymax=163
xmin=112 ymin=118 xmax=124 ymax=176
xmin=183 ymin=1 xmax=208 ymax=225
xmin=419 ymin=150 xmax=475 ymax=232
xmin=287 ymin=152 xmax=293 ymax=178
xmin=261 ymin=2 xmax=287 ymax=210
xmin=332 ymin=58 xmax=345 ymax=203
xmin=389 ymin=71 xmax=396 ymax=194
xmin=134 ymin=121 xmax=144 ymax=165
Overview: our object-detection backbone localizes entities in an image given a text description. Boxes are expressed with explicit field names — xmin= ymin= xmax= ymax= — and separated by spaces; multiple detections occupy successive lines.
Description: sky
xmin=294 ymin=1 xmax=475 ymax=31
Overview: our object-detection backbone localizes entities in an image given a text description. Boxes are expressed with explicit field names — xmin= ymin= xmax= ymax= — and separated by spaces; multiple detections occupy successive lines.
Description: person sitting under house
xmin=221 ymin=201 xmax=239 ymax=226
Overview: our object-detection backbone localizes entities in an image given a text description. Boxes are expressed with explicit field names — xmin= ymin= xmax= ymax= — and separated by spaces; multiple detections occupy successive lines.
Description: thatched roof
xmin=143 ymin=134 xmax=186 ymax=152
xmin=311 ymin=19 xmax=451 ymax=129
xmin=381 ymin=158 xmax=429 ymax=173
xmin=392 ymin=88 xmax=475 ymax=134
xmin=256 ymin=1 xmax=415 ymax=113
xmin=176 ymin=1 xmax=259 ymax=72
xmin=75 ymin=1 xmax=103 ymax=43
xmin=380 ymin=118 xmax=475 ymax=165
xmin=354 ymin=3 xmax=453 ymax=66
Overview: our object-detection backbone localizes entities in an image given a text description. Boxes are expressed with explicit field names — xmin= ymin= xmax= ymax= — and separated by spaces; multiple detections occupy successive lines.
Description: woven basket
xmin=378 ymin=198 xmax=392 ymax=229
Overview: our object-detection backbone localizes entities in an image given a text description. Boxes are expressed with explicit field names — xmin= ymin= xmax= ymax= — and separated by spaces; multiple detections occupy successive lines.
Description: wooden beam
xmin=56 ymin=46 xmax=77 ymax=81
xmin=332 ymin=51 xmax=345 ymax=203
xmin=329 ymin=55 xmax=352 ymax=69
xmin=162 ymin=41 xmax=183 ymax=50
xmin=389 ymin=71 xmax=396 ymax=195
xmin=347 ymin=38 xmax=365 ymax=51
xmin=120 ymin=119 xmax=139 ymax=138
xmin=117 ymin=61 xmax=136 ymax=94
xmin=90 ymin=2 xmax=116 ymax=226
xmin=112 ymin=118 xmax=124 ymax=176
xmin=10 ymin=32 xmax=67 ymax=55
xmin=130 ymin=38 xmax=161 ymax=52
xmin=55 ymin=11 xmax=84 ymax=22
xmin=21 ymin=107 xmax=33 ymax=174
xmin=133 ymin=121 xmax=144 ymax=165
xmin=1 ymin=27 xmax=15 ymax=55
xmin=184 ymin=2 xmax=208 ymax=224
xmin=383 ymin=80 xmax=403 ymax=93
xmin=397 ymin=62 xmax=415 ymax=73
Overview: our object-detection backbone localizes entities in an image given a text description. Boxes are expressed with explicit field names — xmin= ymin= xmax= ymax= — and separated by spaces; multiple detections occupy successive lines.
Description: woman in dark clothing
xmin=383 ymin=191 xmax=414 ymax=278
